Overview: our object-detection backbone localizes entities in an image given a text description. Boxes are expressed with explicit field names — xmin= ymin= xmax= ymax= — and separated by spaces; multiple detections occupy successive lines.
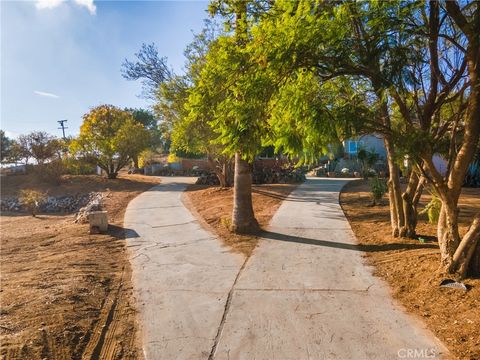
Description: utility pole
xmin=58 ymin=119 xmax=68 ymax=140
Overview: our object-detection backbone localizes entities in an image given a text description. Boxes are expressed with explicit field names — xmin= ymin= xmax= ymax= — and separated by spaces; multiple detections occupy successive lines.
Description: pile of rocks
xmin=195 ymin=173 xmax=220 ymax=185
xmin=252 ymin=166 xmax=306 ymax=184
xmin=0 ymin=192 xmax=103 ymax=216
xmin=74 ymin=193 xmax=104 ymax=223
xmin=1 ymin=197 xmax=22 ymax=212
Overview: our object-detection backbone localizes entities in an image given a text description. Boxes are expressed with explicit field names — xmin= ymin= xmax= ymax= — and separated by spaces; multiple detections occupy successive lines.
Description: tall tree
xmin=255 ymin=0 xmax=479 ymax=276
xmin=198 ymin=0 xmax=273 ymax=232
xmin=416 ymin=0 xmax=479 ymax=277
xmin=121 ymin=43 xmax=172 ymax=99
xmin=254 ymin=0 xmax=425 ymax=237
xmin=163 ymin=22 xmax=235 ymax=187
xmin=373 ymin=0 xmax=478 ymax=276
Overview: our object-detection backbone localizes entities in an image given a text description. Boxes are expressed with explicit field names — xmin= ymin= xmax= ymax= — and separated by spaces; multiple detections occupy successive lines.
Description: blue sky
xmin=1 ymin=0 xmax=209 ymax=139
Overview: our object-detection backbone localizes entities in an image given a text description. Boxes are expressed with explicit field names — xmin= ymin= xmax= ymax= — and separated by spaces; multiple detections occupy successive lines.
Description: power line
xmin=58 ymin=119 xmax=68 ymax=140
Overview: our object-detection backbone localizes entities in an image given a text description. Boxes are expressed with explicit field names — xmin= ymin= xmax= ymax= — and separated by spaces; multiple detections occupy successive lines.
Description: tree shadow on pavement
xmin=260 ymin=230 xmax=438 ymax=253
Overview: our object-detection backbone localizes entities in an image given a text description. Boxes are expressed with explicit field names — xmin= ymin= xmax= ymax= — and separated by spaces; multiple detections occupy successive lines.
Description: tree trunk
xmin=470 ymin=242 xmax=480 ymax=276
xmin=231 ymin=152 xmax=258 ymax=234
xmin=400 ymin=171 xmax=424 ymax=238
xmin=132 ymin=155 xmax=139 ymax=169
xmin=208 ymin=155 xmax=234 ymax=188
xmin=383 ymin=134 xmax=405 ymax=237
xmin=225 ymin=158 xmax=234 ymax=187
xmin=449 ymin=214 xmax=480 ymax=278
xmin=436 ymin=197 xmax=462 ymax=269
xmin=440 ymin=1 xmax=480 ymax=278
xmin=107 ymin=162 xmax=118 ymax=179
xmin=373 ymin=82 xmax=405 ymax=237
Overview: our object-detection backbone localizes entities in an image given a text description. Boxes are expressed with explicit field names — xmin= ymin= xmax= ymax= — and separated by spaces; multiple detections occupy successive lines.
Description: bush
xmin=138 ymin=149 xmax=156 ymax=168
xmin=63 ymin=157 xmax=96 ymax=175
xmin=252 ymin=164 xmax=306 ymax=184
xmin=34 ymin=160 xmax=65 ymax=185
xmin=369 ymin=176 xmax=387 ymax=205
xmin=167 ymin=153 xmax=180 ymax=163
xmin=19 ymin=189 xmax=47 ymax=216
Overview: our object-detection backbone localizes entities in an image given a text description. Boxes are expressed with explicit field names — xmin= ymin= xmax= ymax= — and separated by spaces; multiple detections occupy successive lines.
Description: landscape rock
xmin=74 ymin=193 xmax=104 ymax=224
xmin=0 ymin=192 xmax=103 ymax=220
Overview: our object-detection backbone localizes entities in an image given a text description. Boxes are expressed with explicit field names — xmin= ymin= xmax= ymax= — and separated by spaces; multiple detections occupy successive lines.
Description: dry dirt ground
xmin=184 ymin=184 xmax=297 ymax=257
xmin=1 ymin=173 xmax=160 ymax=359
xmin=340 ymin=180 xmax=480 ymax=360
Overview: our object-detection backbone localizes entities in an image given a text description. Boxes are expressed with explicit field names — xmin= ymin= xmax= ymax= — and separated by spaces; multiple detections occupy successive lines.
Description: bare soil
xmin=0 ymin=173 xmax=160 ymax=359
xmin=184 ymin=184 xmax=297 ymax=257
xmin=340 ymin=180 xmax=480 ymax=360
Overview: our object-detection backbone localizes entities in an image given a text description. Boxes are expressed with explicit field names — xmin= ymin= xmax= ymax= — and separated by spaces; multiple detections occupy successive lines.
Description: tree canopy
xmin=71 ymin=105 xmax=150 ymax=178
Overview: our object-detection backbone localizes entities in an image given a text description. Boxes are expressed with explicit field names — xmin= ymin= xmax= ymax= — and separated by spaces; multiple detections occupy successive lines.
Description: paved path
xmin=124 ymin=177 xmax=244 ymax=359
xmin=125 ymin=177 xmax=447 ymax=359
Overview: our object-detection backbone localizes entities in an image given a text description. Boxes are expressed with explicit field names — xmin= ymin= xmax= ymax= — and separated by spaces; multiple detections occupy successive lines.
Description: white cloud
xmin=35 ymin=0 xmax=65 ymax=10
xmin=74 ymin=0 xmax=96 ymax=15
xmin=35 ymin=0 xmax=96 ymax=15
xmin=34 ymin=90 xmax=60 ymax=98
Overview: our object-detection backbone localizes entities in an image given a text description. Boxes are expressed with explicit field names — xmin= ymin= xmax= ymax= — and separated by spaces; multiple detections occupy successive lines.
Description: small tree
xmin=71 ymin=105 xmax=150 ymax=179
xmin=19 ymin=189 xmax=46 ymax=217
xmin=18 ymin=131 xmax=61 ymax=165
xmin=369 ymin=177 xmax=388 ymax=206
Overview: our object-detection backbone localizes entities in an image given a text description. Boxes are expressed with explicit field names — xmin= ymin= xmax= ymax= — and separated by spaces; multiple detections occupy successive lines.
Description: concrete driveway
xmin=125 ymin=177 xmax=447 ymax=359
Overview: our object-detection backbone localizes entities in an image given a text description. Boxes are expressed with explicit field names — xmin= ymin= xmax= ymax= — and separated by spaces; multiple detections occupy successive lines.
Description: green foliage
xmin=185 ymin=32 xmax=273 ymax=161
xmin=63 ymin=157 xmax=96 ymax=175
xmin=357 ymin=148 xmax=380 ymax=179
xmin=154 ymin=75 xmax=190 ymax=153
xmin=267 ymin=71 xmax=372 ymax=164
xmin=138 ymin=149 xmax=157 ymax=169
xmin=71 ymin=105 xmax=150 ymax=178
xmin=125 ymin=108 xmax=157 ymax=130
xmin=19 ymin=189 xmax=47 ymax=217
xmin=419 ymin=195 xmax=442 ymax=224
xmin=369 ymin=176 xmax=387 ymax=205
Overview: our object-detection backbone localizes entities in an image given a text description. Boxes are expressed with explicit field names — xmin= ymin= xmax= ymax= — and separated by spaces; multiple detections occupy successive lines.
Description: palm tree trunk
xmin=231 ymin=152 xmax=258 ymax=234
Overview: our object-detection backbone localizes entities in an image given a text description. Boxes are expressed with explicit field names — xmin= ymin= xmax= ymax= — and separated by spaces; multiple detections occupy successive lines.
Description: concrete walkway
xmin=125 ymin=177 xmax=447 ymax=359
xmin=124 ymin=177 xmax=244 ymax=359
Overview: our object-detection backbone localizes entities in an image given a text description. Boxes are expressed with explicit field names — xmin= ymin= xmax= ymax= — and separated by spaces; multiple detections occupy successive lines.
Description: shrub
xmin=63 ymin=157 xmax=96 ymax=175
xmin=167 ymin=153 xmax=180 ymax=163
xmin=358 ymin=148 xmax=380 ymax=178
xmin=19 ymin=189 xmax=47 ymax=216
xmin=34 ymin=160 xmax=65 ymax=185
xmin=369 ymin=176 xmax=387 ymax=205
xmin=138 ymin=149 xmax=156 ymax=168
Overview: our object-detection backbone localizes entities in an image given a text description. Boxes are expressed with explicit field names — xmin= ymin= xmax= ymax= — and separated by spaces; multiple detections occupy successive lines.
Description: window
xmin=347 ymin=140 xmax=358 ymax=154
